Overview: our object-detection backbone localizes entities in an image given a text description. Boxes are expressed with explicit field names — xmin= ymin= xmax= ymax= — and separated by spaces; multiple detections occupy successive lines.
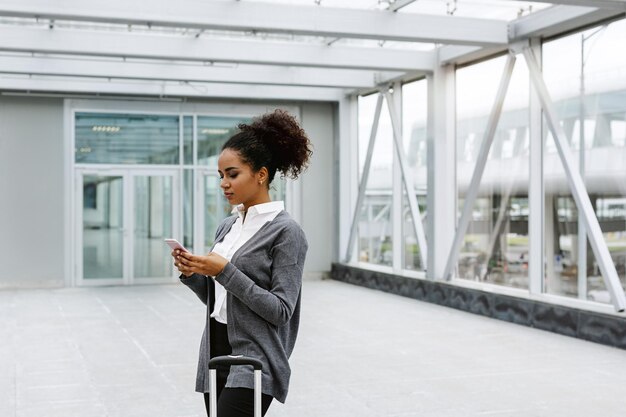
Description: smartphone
xmin=164 ymin=238 xmax=188 ymax=253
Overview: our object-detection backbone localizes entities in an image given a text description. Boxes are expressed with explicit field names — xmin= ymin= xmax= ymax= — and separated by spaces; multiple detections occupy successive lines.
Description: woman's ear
xmin=257 ymin=167 xmax=269 ymax=186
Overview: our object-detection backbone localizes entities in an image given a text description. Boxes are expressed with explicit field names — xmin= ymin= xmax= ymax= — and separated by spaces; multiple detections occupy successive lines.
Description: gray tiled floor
xmin=2 ymin=279 xmax=626 ymax=417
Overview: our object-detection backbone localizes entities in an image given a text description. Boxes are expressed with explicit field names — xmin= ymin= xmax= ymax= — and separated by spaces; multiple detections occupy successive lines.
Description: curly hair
xmin=222 ymin=109 xmax=313 ymax=184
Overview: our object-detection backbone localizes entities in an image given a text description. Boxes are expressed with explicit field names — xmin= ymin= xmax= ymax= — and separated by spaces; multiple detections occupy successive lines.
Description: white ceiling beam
xmin=437 ymin=45 xmax=499 ymax=66
xmin=0 ymin=0 xmax=508 ymax=46
xmin=0 ymin=55 xmax=398 ymax=89
xmin=438 ymin=5 xmax=624 ymax=65
xmin=512 ymin=0 xmax=626 ymax=10
xmin=510 ymin=5 xmax=624 ymax=40
xmin=0 ymin=75 xmax=346 ymax=102
xmin=0 ymin=26 xmax=436 ymax=72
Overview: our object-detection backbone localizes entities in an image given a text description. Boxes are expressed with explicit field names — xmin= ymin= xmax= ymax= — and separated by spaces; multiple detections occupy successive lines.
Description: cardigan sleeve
xmin=180 ymin=273 xmax=209 ymax=305
xmin=215 ymin=224 xmax=307 ymax=327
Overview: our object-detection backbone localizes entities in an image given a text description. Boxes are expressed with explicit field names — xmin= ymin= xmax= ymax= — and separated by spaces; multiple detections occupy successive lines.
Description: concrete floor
xmin=1 ymin=278 xmax=626 ymax=417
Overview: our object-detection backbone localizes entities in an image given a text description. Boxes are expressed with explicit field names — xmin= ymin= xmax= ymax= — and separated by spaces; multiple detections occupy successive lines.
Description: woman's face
xmin=218 ymin=148 xmax=268 ymax=210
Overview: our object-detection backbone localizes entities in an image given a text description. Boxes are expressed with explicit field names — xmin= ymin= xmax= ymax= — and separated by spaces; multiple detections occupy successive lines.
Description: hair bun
xmin=239 ymin=109 xmax=312 ymax=179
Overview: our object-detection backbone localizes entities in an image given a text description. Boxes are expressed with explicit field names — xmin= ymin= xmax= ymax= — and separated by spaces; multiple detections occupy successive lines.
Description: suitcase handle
xmin=208 ymin=355 xmax=263 ymax=417
xmin=209 ymin=355 xmax=263 ymax=371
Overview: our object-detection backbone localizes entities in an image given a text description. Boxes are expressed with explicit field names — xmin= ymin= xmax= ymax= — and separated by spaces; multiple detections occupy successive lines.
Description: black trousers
xmin=204 ymin=320 xmax=273 ymax=417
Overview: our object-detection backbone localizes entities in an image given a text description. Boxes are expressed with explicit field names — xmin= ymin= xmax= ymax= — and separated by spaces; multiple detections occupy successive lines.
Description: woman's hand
xmin=172 ymin=250 xmax=228 ymax=277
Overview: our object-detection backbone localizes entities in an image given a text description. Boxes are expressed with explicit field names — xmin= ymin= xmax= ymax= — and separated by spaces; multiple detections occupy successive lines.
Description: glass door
xmin=131 ymin=171 xmax=179 ymax=283
xmin=76 ymin=169 xmax=179 ymax=285
xmin=198 ymin=172 xmax=232 ymax=253
xmin=77 ymin=171 xmax=126 ymax=285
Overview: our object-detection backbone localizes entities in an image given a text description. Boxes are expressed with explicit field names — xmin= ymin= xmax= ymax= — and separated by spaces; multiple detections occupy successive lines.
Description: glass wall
xmin=542 ymin=19 xmax=626 ymax=302
xmin=75 ymin=113 xmax=179 ymax=164
xmin=75 ymin=110 xmax=288 ymax=284
xmin=456 ymin=56 xmax=530 ymax=289
xmin=357 ymin=93 xmax=394 ymax=266
xmin=348 ymin=18 xmax=626 ymax=311
xmin=197 ymin=116 xmax=249 ymax=166
xmin=354 ymin=82 xmax=429 ymax=270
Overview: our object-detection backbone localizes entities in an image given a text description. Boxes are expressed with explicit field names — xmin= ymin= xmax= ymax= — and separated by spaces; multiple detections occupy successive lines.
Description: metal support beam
xmin=345 ymin=94 xmax=384 ymax=262
xmin=0 ymin=0 xmax=508 ymax=46
xmin=522 ymin=47 xmax=626 ymax=312
xmin=391 ymin=83 xmax=404 ymax=270
xmin=443 ymin=53 xmax=516 ymax=281
xmin=511 ymin=0 xmax=626 ymax=10
xmin=0 ymin=26 xmax=436 ymax=72
xmin=0 ymin=54 xmax=397 ymax=89
xmin=439 ymin=5 xmax=624 ymax=67
xmin=385 ymin=91 xmax=428 ymax=270
xmin=528 ymin=38 xmax=544 ymax=295
xmin=511 ymin=5 xmax=623 ymax=40
xmin=0 ymin=75 xmax=345 ymax=101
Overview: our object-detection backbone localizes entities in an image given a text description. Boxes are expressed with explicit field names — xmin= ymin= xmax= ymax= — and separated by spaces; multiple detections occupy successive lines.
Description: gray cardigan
xmin=180 ymin=210 xmax=308 ymax=403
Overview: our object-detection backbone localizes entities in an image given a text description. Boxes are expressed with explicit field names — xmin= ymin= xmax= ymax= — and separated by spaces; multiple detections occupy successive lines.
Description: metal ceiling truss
xmin=439 ymin=5 xmax=624 ymax=66
xmin=0 ymin=1 xmax=622 ymax=99
xmin=0 ymin=0 xmax=508 ymax=46
xmin=0 ymin=55 xmax=401 ymax=89
xmin=0 ymin=26 xmax=436 ymax=72
xmin=513 ymin=0 xmax=626 ymax=10
xmin=0 ymin=75 xmax=345 ymax=101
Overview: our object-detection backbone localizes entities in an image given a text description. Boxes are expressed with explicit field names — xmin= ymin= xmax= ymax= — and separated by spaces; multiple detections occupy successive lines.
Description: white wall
xmin=300 ymin=102 xmax=335 ymax=277
xmin=0 ymin=96 xmax=335 ymax=288
xmin=0 ymin=96 xmax=65 ymax=288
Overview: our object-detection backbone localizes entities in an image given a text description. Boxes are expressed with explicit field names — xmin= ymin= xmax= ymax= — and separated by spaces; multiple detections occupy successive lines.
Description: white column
xmin=427 ymin=64 xmax=456 ymax=280
xmin=337 ymin=96 xmax=359 ymax=263
xmin=391 ymin=84 xmax=404 ymax=271
xmin=528 ymin=38 xmax=544 ymax=295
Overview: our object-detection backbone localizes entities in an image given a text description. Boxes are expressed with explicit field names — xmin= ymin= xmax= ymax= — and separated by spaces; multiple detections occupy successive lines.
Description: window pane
xmin=402 ymin=79 xmax=428 ymax=271
xmin=357 ymin=94 xmax=394 ymax=266
xmin=75 ymin=113 xmax=179 ymax=164
xmin=197 ymin=116 xmax=250 ymax=166
xmin=82 ymin=175 xmax=123 ymax=279
xmin=183 ymin=115 xmax=193 ymax=165
xmin=133 ymin=175 xmax=173 ymax=279
xmin=542 ymin=19 xmax=626 ymax=303
xmin=456 ymin=55 xmax=530 ymax=289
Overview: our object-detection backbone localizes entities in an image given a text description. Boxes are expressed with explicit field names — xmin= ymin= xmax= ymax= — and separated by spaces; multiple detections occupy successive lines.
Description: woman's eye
xmin=229 ymin=174 xmax=238 ymax=179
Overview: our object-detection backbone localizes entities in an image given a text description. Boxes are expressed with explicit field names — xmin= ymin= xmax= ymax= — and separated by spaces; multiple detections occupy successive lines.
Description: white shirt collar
xmin=231 ymin=201 xmax=285 ymax=219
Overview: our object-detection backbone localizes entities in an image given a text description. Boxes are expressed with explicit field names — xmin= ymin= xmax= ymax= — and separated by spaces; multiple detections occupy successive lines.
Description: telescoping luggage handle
xmin=209 ymin=355 xmax=263 ymax=417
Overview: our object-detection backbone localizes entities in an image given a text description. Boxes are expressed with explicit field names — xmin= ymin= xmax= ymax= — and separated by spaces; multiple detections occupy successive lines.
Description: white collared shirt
xmin=210 ymin=201 xmax=285 ymax=324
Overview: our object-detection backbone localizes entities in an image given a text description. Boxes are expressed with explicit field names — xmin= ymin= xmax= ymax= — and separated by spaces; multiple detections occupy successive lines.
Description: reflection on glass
xmin=456 ymin=55 xmax=530 ymax=289
xmin=134 ymin=176 xmax=173 ymax=279
xmin=197 ymin=116 xmax=251 ymax=166
xmin=75 ymin=113 xmax=179 ymax=164
xmin=543 ymin=19 xmax=626 ymax=302
xmin=402 ymin=194 xmax=427 ymax=270
xmin=204 ymin=175 xmax=233 ymax=253
xmin=82 ymin=175 xmax=124 ymax=279
xmin=183 ymin=169 xmax=194 ymax=249
xmin=202 ymin=174 xmax=287 ymax=253
xmin=402 ymin=79 xmax=428 ymax=271
xmin=357 ymin=93 xmax=394 ymax=266
xmin=183 ymin=115 xmax=193 ymax=165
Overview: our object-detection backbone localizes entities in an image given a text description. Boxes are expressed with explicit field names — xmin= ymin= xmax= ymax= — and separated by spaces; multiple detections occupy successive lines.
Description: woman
xmin=172 ymin=109 xmax=312 ymax=417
